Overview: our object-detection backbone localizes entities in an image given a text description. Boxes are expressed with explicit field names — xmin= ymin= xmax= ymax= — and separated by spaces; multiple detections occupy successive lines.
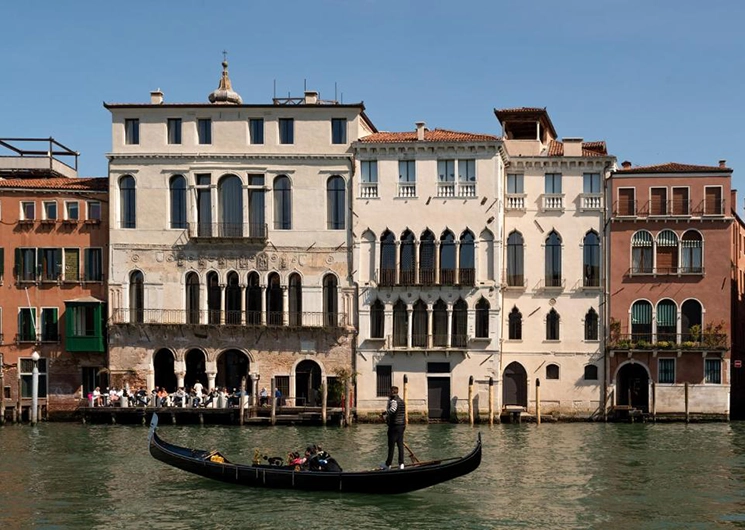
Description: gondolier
xmin=382 ymin=385 xmax=406 ymax=469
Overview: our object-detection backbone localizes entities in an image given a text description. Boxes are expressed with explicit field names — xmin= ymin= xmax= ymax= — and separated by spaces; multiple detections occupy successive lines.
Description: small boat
xmin=148 ymin=414 xmax=481 ymax=494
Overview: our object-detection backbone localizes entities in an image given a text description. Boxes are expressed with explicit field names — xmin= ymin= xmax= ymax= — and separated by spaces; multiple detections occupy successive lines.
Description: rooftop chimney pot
xmin=562 ymin=137 xmax=583 ymax=157
xmin=621 ymin=161 xmax=632 ymax=169
xmin=416 ymin=121 xmax=426 ymax=141
xmin=150 ymin=89 xmax=164 ymax=105
xmin=719 ymin=159 xmax=727 ymax=168
xmin=304 ymin=91 xmax=318 ymax=105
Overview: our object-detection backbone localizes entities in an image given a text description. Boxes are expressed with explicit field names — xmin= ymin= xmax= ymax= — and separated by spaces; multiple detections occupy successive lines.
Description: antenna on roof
xmin=273 ymin=79 xmax=276 ymax=99
xmin=341 ymin=92 xmax=344 ymax=104
xmin=304 ymin=78 xmax=307 ymax=91
xmin=335 ymin=82 xmax=338 ymax=102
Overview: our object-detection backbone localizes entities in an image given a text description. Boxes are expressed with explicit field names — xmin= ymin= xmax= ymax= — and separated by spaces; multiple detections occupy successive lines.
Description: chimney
xmin=719 ymin=159 xmax=727 ymax=168
xmin=621 ymin=161 xmax=632 ymax=169
xmin=150 ymin=89 xmax=164 ymax=105
xmin=416 ymin=121 xmax=426 ymax=141
xmin=304 ymin=91 xmax=318 ymax=105
xmin=562 ymin=137 xmax=583 ymax=157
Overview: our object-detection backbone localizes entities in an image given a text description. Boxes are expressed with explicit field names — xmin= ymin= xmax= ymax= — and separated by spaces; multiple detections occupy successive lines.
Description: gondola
xmin=148 ymin=414 xmax=481 ymax=494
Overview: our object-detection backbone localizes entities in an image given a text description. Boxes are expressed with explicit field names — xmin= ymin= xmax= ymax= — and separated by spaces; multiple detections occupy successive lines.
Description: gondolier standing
xmin=382 ymin=386 xmax=406 ymax=469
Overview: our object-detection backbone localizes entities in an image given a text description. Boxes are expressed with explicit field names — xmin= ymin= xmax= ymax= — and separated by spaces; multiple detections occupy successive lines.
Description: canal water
xmin=2 ymin=421 xmax=745 ymax=529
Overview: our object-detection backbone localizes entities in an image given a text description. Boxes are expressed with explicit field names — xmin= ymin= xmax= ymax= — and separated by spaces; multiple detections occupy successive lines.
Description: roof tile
xmin=548 ymin=140 xmax=608 ymax=157
xmin=0 ymin=176 xmax=108 ymax=190
xmin=616 ymin=162 xmax=730 ymax=174
xmin=358 ymin=128 xmax=498 ymax=143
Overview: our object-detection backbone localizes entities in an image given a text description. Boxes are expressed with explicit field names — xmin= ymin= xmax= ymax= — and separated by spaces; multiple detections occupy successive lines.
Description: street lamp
xmin=31 ymin=350 xmax=40 ymax=425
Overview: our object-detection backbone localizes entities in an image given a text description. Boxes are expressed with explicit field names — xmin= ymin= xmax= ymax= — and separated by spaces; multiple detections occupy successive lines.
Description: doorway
xmin=427 ymin=377 xmax=451 ymax=420
xmin=295 ymin=360 xmax=322 ymax=406
xmin=503 ymin=361 xmax=528 ymax=408
xmin=617 ymin=363 xmax=650 ymax=412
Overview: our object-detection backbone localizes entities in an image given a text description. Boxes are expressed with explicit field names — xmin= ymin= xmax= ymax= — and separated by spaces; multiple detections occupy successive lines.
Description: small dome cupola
xmin=208 ymin=54 xmax=242 ymax=105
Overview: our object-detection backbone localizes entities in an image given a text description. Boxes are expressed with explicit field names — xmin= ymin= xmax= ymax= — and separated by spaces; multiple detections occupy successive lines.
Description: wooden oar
xmin=403 ymin=441 xmax=420 ymax=464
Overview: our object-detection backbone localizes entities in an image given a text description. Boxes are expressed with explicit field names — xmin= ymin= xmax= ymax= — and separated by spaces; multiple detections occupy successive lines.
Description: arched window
xmin=370 ymin=299 xmax=384 ymax=339
xmin=169 ymin=175 xmax=187 ymax=229
xmin=440 ymin=230 xmax=456 ymax=285
xmin=412 ymin=300 xmax=428 ymax=347
xmin=631 ymin=230 xmax=653 ymax=274
xmin=631 ymin=300 xmax=653 ymax=343
xmin=289 ymin=273 xmax=302 ymax=327
xmin=273 ymin=176 xmax=292 ymax=230
xmin=267 ymin=273 xmax=283 ymax=326
xmin=207 ymin=271 xmax=220 ymax=325
xmin=185 ymin=272 xmax=200 ymax=325
xmin=681 ymin=231 xmax=703 ymax=274
xmin=400 ymin=230 xmax=416 ymax=285
xmin=657 ymin=299 xmax=677 ymax=342
xmin=323 ymin=274 xmax=338 ymax=327
xmin=225 ymin=272 xmax=241 ymax=324
xmin=327 ymin=176 xmax=345 ymax=230
xmin=585 ymin=308 xmax=599 ymax=341
xmin=459 ymin=230 xmax=475 ymax=286
xmin=219 ymin=175 xmax=243 ymax=237
xmin=546 ymin=308 xmax=560 ymax=340
xmin=120 ymin=175 xmax=136 ymax=229
xmin=129 ymin=270 xmax=144 ymax=323
xmin=583 ymin=231 xmax=600 ymax=287
xmin=507 ymin=231 xmax=524 ymax=287
xmin=546 ymin=364 xmax=559 ymax=380
xmin=433 ymin=299 xmax=448 ymax=347
xmin=584 ymin=365 xmax=598 ymax=381
xmin=475 ymin=298 xmax=490 ymax=338
xmin=681 ymin=299 xmax=702 ymax=341
xmin=392 ymin=300 xmax=408 ymax=347
xmin=452 ymin=299 xmax=468 ymax=347
xmin=508 ymin=307 xmax=522 ymax=340
xmin=545 ymin=231 xmax=562 ymax=287
xmin=419 ymin=230 xmax=436 ymax=285
xmin=380 ymin=230 xmax=396 ymax=286
xmin=657 ymin=230 xmax=679 ymax=274
xmin=479 ymin=229 xmax=495 ymax=281
xmin=246 ymin=272 xmax=261 ymax=325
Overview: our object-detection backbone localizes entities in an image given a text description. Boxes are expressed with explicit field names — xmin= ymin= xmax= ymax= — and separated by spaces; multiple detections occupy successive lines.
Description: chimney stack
xmin=416 ymin=122 xmax=426 ymax=141
xmin=719 ymin=159 xmax=727 ymax=168
xmin=621 ymin=161 xmax=632 ymax=169
xmin=562 ymin=137 xmax=583 ymax=157
xmin=304 ymin=91 xmax=318 ymax=104
xmin=150 ymin=89 xmax=164 ymax=105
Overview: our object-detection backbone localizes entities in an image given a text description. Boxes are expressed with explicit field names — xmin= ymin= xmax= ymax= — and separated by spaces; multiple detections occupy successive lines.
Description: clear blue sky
xmin=3 ymin=1 xmax=745 ymax=204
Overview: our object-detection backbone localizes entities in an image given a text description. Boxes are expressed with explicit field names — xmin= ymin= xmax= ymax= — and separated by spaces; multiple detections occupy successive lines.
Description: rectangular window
xmin=437 ymin=160 xmax=455 ymax=182
xmin=705 ymin=359 xmax=722 ymax=384
xmin=65 ymin=202 xmax=79 ymax=220
xmin=331 ymin=118 xmax=347 ymax=144
xmin=20 ymin=357 xmax=47 ymax=398
xmin=249 ymin=118 xmax=264 ymax=144
xmin=197 ymin=118 xmax=212 ymax=144
xmin=650 ymin=187 xmax=667 ymax=216
xmin=247 ymin=175 xmax=266 ymax=238
xmin=545 ymin=173 xmax=562 ymax=194
xmin=18 ymin=308 xmax=37 ymax=342
xmin=617 ymin=188 xmax=635 ymax=216
xmin=39 ymin=248 xmax=62 ymax=282
xmin=583 ymin=173 xmax=601 ymax=193
xmin=84 ymin=248 xmax=103 ymax=282
xmin=458 ymin=159 xmax=475 ymax=182
xmin=275 ymin=375 xmax=290 ymax=403
xmin=125 ymin=119 xmax=139 ymax=145
xmin=43 ymin=202 xmax=57 ymax=221
xmin=376 ymin=365 xmax=392 ymax=398
xmin=87 ymin=201 xmax=102 ymax=221
xmin=70 ymin=305 xmax=96 ymax=337
xmin=64 ymin=248 xmax=79 ymax=281
xmin=507 ymin=173 xmax=524 ymax=194
xmin=427 ymin=362 xmax=451 ymax=373
xmin=41 ymin=308 xmax=59 ymax=342
xmin=16 ymin=248 xmax=37 ymax=282
xmin=672 ymin=187 xmax=690 ymax=215
xmin=167 ymin=118 xmax=182 ymax=144
xmin=21 ymin=202 xmax=35 ymax=220
xmin=279 ymin=118 xmax=294 ymax=144
xmin=659 ymin=358 xmax=675 ymax=384
xmin=704 ymin=186 xmax=723 ymax=215
xmin=398 ymin=160 xmax=416 ymax=198
xmin=361 ymin=161 xmax=378 ymax=198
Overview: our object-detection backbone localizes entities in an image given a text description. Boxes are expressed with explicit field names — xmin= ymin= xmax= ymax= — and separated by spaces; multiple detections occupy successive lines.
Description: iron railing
xmin=188 ymin=222 xmax=268 ymax=239
xmin=111 ymin=308 xmax=347 ymax=328
xmin=608 ymin=332 xmax=728 ymax=350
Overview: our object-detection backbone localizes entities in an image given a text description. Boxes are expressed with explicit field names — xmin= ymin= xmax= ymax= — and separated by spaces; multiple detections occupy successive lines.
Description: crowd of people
xmin=88 ymin=384 xmax=255 ymax=409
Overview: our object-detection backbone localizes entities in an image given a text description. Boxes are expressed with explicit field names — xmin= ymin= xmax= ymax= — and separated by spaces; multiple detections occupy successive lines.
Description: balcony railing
xmin=375 ymin=268 xmax=469 ymax=287
xmin=436 ymin=183 xmax=455 ymax=198
xmin=398 ymin=184 xmax=417 ymax=198
xmin=458 ymin=183 xmax=476 ymax=198
xmin=539 ymin=277 xmax=565 ymax=290
xmin=505 ymin=194 xmax=526 ymax=211
xmin=502 ymin=271 xmax=527 ymax=289
xmin=188 ymin=222 xmax=268 ymax=240
xmin=628 ymin=266 xmax=704 ymax=276
xmin=702 ymin=199 xmax=725 ymax=216
xmin=609 ymin=333 xmax=728 ymax=351
xmin=542 ymin=194 xmax=564 ymax=211
xmin=613 ymin=199 xmax=727 ymax=219
xmin=580 ymin=193 xmax=603 ymax=210
xmin=111 ymin=308 xmax=347 ymax=328
xmin=360 ymin=183 xmax=378 ymax=198
xmin=387 ymin=334 xmax=470 ymax=349
xmin=459 ymin=268 xmax=475 ymax=286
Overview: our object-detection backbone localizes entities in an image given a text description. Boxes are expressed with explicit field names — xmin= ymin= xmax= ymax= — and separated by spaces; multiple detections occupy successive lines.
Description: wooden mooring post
xmin=685 ymin=382 xmax=690 ymax=423
xmin=651 ymin=382 xmax=657 ymax=422
xmin=403 ymin=374 xmax=409 ymax=426
xmin=239 ymin=376 xmax=247 ymax=426
xmin=0 ymin=353 xmax=5 ymax=425
xmin=488 ymin=377 xmax=494 ymax=426
xmin=535 ymin=378 xmax=541 ymax=426
xmin=344 ymin=378 xmax=351 ymax=427
xmin=468 ymin=376 xmax=474 ymax=426
xmin=321 ymin=378 xmax=328 ymax=426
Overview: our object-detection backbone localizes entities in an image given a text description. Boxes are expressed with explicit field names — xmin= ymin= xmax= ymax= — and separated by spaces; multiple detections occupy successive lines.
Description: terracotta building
xmin=0 ymin=138 xmax=108 ymax=420
xmin=729 ymin=191 xmax=745 ymax=418
xmin=606 ymin=161 xmax=733 ymax=419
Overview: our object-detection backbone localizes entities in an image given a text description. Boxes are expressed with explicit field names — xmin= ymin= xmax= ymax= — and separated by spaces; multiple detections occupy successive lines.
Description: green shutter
xmin=631 ymin=302 xmax=652 ymax=324
xmin=14 ymin=248 xmax=21 ymax=277
xmin=0 ymin=248 xmax=4 ymax=278
xmin=656 ymin=302 xmax=677 ymax=327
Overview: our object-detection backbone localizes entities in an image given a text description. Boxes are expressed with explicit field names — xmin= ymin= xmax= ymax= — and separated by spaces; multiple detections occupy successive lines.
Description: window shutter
xmin=14 ymin=248 xmax=21 ymax=277
xmin=0 ymin=248 xmax=4 ymax=278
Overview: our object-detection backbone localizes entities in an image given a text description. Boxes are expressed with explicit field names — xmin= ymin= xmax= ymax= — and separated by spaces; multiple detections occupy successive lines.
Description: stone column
xmin=414 ymin=241 xmax=421 ymax=284
xmin=447 ymin=303 xmax=453 ymax=348
xmin=199 ymin=282 xmax=207 ymax=324
xmin=176 ymin=371 xmax=185 ymax=389
xmin=240 ymin=284 xmax=247 ymax=325
xmin=427 ymin=305 xmax=434 ymax=349
xmin=395 ymin=241 xmax=401 ymax=284
xmin=407 ymin=305 xmax=413 ymax=349
xmin=282 ymin=286 xmax=289 ymax=326
xmin=260 ymin=285 xmax=267 ymax=325
xmin=207 ymin=371 xmax=217 ymax=391
xmin=219 ymin=284 xmax=226 ymax=324
xmin=434 ymin=241 xmax=441 ymax=285
xmin=385 ymin=305 xmax=393 ymax=345
xmin=454 ymin=241 xmax=461 ymax=284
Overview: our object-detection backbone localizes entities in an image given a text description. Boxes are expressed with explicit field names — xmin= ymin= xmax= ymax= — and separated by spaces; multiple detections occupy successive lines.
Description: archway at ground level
xmin=616 ymin=363 xmax=650 ymax=412
xmin=185 ymin=349 xmax=207 ymax=389
xmin=216 ymin=350 xmax=249 ymax=392
xmin=154 ymin=349 xmax=177 ymax=392
xmin=503 ymin=362 xmax=527 ymax=408
xmin=295 ymin=360 xmax=322 ymax=406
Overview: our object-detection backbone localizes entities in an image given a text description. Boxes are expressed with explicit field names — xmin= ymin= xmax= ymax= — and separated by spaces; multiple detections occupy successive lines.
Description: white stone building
xmin=104 ymin=61 xmax=376 ymax=404
xmin=497 ymin=107 xmax=615 ymax=418
xmin=352 ymin=124 xmax=504 ymax=420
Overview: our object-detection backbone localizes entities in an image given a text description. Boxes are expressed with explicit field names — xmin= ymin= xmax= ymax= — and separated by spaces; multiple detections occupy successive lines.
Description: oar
xmin=403 ymin=441 xmax=420 ymax=464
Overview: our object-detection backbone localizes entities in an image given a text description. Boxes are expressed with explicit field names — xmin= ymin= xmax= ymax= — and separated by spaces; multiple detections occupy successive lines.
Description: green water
xmin=2 ymin=421 xmax=745 ymax=529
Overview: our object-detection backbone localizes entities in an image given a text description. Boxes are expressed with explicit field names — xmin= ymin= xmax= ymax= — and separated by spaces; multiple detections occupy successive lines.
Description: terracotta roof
xmin=616 ymin=162 xmax=730 ymax=174
xmin=358 ymin=128 xmax=499 ymax=143
xmin=0 ymin=176 xmax=108 ymax=190
xmin=547 ymin=140 xmax=608 ymax=157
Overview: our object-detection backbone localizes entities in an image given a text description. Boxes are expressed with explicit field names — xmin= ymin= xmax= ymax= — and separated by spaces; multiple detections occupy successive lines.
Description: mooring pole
xmin=344 ymin=378 xmax=351 ymax=427
xmin=468 ymin=376 xmax=474 ymax=426
xmin=488 ymin=376 xmax=494 ymax=426
xmin=321 ymin=376 xmax=328 ymax=426
xmin=535 ymin=378 xmax=541 ymax=426
xmin=651 ymin=382 xmax=657 ymax=422
xmin=0 ymin=353 xmax=5 ymax=425
xmin=239 ymin=376 xmax=247 ymax=426
xmin=403 ymin=374 xmax=409 ymax=426
xmin=685 ymin=381 xmax=690 ymax=423
xmin=270 ymin=376 xmax=277 ymax=426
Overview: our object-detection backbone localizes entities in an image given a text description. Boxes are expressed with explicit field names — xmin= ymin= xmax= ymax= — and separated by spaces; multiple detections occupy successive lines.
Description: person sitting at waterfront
xmin=173 ymin=387 xmax=186 ymax=407
xmin=203 ymin=388 xmax=217 ymax=408
xmin=135 ymin=387 xmax=148 ymax=407
xmin=109 ymin=387 xmax=120 ymax=406
xmin=92 ymin=386 xmax=102 ymax=407
xmin=259 ymin=387 xmax=268 ymax=406
xmin=157 ymin=387 xmax=169 ymax=407
xmin=191 ymin=388 xmax=202 ymax=408
xmin=228 ymin=388 xmax=240 ymax=407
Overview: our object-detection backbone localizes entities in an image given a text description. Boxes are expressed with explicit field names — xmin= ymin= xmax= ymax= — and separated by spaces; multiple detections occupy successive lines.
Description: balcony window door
xmin=129 ymin=270 xmax=144 ymax=323
xmin=631 ymin=301 xmax=653 ymax=343
xmin=207 ymin=272 xmax=220 ymax=325
xmin=289 ymin=273 xmax=302 ymax=327
xmin=440 ymin=230 xmax=456 ymax=285
xmin=419 ymin=230 xmax=435 ymax=285
xmin=507 ymin=231 xmax=524 ymax=286
xmin=186 ymin=272 xmax=200 ymax=324
xmin=545 ymin=231 xmax=562 ymax=287
xmin=392 ymin=300 xmax=408 ymax=347
xmin=323 ymin=274 xmax=338 ymax=327
xmin=412 ymin=300 xmax=428 ymax=347
xmin=225 ymin=272 xmax=241 ymax=325
xmin=583 ymin=231 xmax=600 ymax=287
xmin=459 ymin=231 xmax=475 ymax=286
xmin=656 ymin=230 xmax=678 ymax=274
xmin=656 ymin=300 xmax=677 ymax=343
xmin=631 ymin=231 xmax=653 ymax=274
xmin=433 ymin=300 xmax=448 ymax=347
xmin=380 ymin=231 xmax=396 ymax=286
xmin=400 ymin=230 xmax=416 ymax=285
xmin=219 ymin=175 xmax=243 ymax=237
xmin=267 ymin=273 xmax=283 ymax=326
xmin=452 ymin=299 xmax=467 ymax=347
xmin=246 ymin=272 xmax=262 ymax=325
xmin=370 ymin=299 xmax=384 ymax=339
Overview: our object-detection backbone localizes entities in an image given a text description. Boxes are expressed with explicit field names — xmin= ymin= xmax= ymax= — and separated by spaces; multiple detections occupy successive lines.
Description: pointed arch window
xmin=433 ymin=300 xmax=448 ymax=347
xmin=508 ymin=307 xmax=522 ymax=340
xmin=225 ymin=272 xmax=241 ymax=324
xmin=459 ymin=231 xmax=475 ymax=286
xmin=380 ymin=231 xmax=396 ymax=286
xmin=323 ymin=274 xmax=338 ymax=327
xmin=681 ymin=231 xmax=703 ymax=274
xmin=631 ymin=230 xmax=654 ymax=274
xmin=289 ymin=273 xmax=302 ymax=327
xmin=219 ymin=175 xmax=244 ymax=237
xmin=475 ymin=298 xmax=490 ymax=338
xmin=583 ymin=231 xmax=600 ymax=287
xmin=631 ymin=300 xmax=653 ymax=343
xmin=656 ymin=299 xmax=677 ymax=342
xmin=419 ymin=230 xmax=435 ymax=285
xmin=392 ymin=300 xmax=408 ymax=347
xmin=129 ymin=270 xmax=144 ymax=323
xmin=370 ymin=299 xmax=384 ymax=339
xmin=169 ymin=175 xmax=187 ymax=229
xmin=400 ymin=230 xmax=416 ymax=285
xmin=273 ymin=176 xmax=292 ymax=230
xmin=412 ymin=300 xmax=428 ymax=347
xmin=246 ymin=272 xmax=262 ymax=325
xmin=545 ymin=231 xmax=562 ymax=287
xmin=585 ymin=308 xmax=598 ymax=341
xmin=185 ymin=272 xmax=200 ymax=325
xmin=656 ymin=230 xmax=679 ymax=274
xmin=327 ymin=176 xmax=345 ymax=230
xmin=507 ymin=231 xmax=524 ymax=287
xmin=440 ymin=230 xmax=456 ymax=285
xmin=452 ymin=299 xmax=468 ymax=348
xmin=546 ymin=309 xmax=560 ymax=340
xmin=120 ymin=175 xmax=136 ymax=229
xmin=207 ymin=271 xmax=220 ymax=325
xmin=267 ymin=273 xmax=283 ymax=326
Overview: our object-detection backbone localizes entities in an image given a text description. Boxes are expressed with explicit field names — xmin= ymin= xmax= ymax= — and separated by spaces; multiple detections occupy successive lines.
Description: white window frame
xmin=21 ymin=201 xmax=35 ymax=221
xmin=65 ymin=201 xmax=79 ymax=221
xmin=87 ymin=200 xmax=102 ymax=221
xmin=43 ymin=201 xmax=58 ymax=221
xmin=360 ymin=160 xmax=378 ymax=199
xmin=19 ymin=355 xmax=48 ymax=398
